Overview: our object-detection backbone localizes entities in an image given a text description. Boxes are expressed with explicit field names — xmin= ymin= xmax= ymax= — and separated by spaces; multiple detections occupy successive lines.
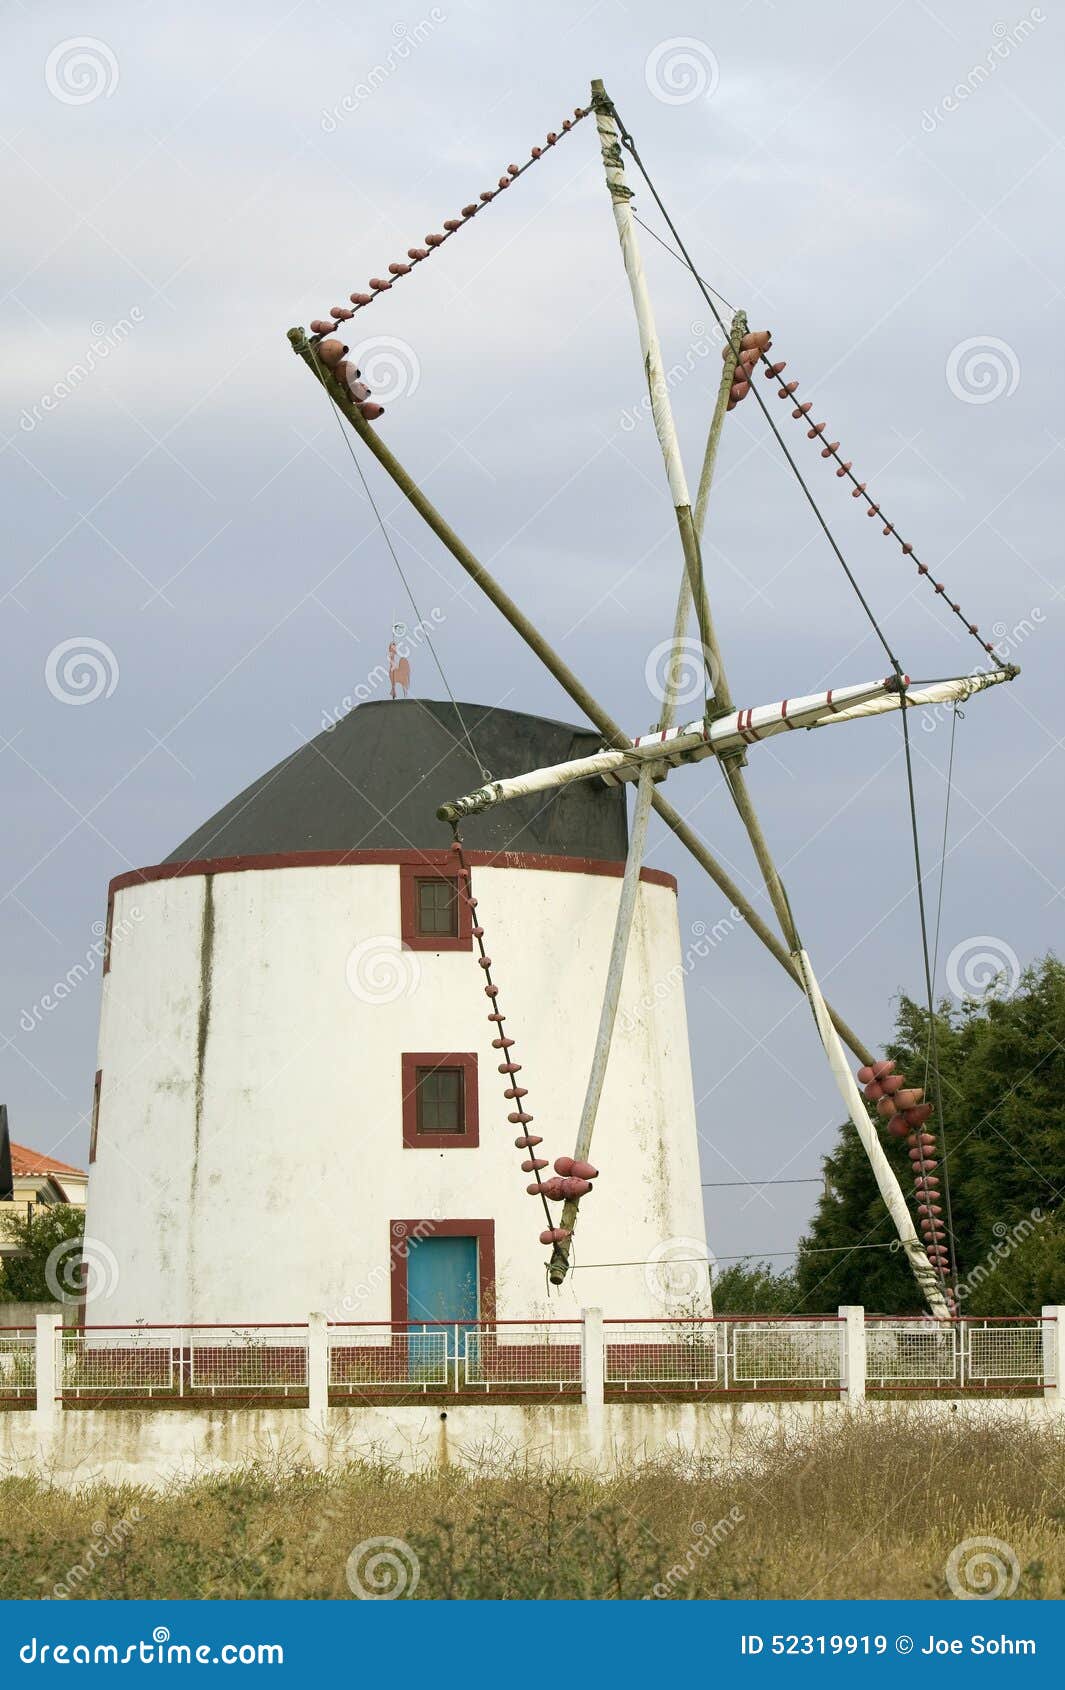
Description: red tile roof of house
xmin=9 ymin=1141 xmax=87 ymax=1179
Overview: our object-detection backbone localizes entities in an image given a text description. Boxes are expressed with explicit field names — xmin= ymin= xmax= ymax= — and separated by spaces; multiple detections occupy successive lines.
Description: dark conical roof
xmin=166 ymin=699 xmax=628 ymax=863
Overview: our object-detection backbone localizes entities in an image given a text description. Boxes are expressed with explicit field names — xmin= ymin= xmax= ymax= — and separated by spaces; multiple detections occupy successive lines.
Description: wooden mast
xmin=663 ymin=307 xmax=745 ymax=729
xmin=592 ymin=84 xmax=800 ymax=943
xmin=286 ymin=322 xmax=949 ymax=1313
xmin=542 ymin=89 xmax=752 ymax=1285
xmin=585 ymin=81 xmax=949 ymax=1315
xmin=286 ymin=325 xmax=873 ymax=1064
xmin=589 ymin=79 xmax=733 ymax=719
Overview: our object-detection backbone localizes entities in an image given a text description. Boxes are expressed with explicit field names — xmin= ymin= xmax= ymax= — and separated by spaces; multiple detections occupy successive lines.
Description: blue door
xmin=406 ymin=1236 xmax=479 ymax=1370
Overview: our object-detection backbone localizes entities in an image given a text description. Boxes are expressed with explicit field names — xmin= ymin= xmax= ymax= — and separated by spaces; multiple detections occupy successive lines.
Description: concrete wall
xmin=88 ymin=860 xmax=706 ymax=1325
xmin=3 ymin=1397 xmax=1061 ymax=1489
xmin=11 ymin=1308 xmax=1058 ymax=1487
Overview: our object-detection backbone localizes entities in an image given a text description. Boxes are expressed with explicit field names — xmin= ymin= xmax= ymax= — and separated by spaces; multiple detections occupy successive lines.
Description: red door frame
xmin=389 ymin=1218 xmax=496 ymax=1324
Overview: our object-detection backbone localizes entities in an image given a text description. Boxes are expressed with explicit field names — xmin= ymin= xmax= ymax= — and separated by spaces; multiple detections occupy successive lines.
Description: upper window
xmin=402 ymin=1052 xmax=479 ymax=1147
xmin=416 ymin=876 xmax=458 ymax=938
xmin=399 ymin=860 xmax=472 ymax=952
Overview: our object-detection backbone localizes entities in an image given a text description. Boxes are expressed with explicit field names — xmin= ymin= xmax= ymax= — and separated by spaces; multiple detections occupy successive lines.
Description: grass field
xmin=2 ymin=1415 xmax=1063 ymax=1600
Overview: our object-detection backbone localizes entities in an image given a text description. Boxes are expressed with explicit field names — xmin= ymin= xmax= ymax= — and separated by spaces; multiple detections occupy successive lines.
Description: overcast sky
xmin=2 ymin=0 xmax=1061 ymax=1279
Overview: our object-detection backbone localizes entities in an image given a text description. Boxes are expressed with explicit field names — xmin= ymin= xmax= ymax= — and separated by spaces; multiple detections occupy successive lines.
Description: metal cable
xmin=610 ymin=101 xmax=956 ymax=1293
xmin=570 ymin=1241 xmax=901 ymax=1268
xmin=307 ymin=341 xmax=491 ymax=781
xmin=306 ymin=106 xmax=592 ymax=333
xmin=629 ymin=203 xmax=995 ymax=663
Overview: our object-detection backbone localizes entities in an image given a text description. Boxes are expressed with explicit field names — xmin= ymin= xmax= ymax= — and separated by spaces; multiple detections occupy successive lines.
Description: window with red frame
xmin=401 ymin=1052 xmax=479 ymax=1147
xmin=89 ymin=1070 xmax=102 ymax=1164
xmin=399 ymin=862 xmax=472 ymax=951
xmin=102 ymin=894 xmax=114 ymax=974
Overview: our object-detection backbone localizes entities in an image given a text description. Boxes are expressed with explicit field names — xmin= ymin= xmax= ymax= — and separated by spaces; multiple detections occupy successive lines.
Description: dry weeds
xmin=2 ymin=1413 xmax=1063 ymax=1599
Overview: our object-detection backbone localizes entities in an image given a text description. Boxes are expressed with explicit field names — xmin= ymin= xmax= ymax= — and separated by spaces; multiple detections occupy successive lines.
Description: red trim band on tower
xmin=108 ymin=849 xmax=678 ymax=900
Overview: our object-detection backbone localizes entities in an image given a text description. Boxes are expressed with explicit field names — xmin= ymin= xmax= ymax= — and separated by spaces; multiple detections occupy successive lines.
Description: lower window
xmin=401 ymin=1052 xmax=479 ymax=1148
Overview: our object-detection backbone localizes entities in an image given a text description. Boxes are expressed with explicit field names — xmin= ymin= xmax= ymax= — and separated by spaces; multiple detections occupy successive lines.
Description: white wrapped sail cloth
xmin=438 ymin=678 xmax=899 ymax=818
xmin=810 ymin=668 xmax=1010 ymax=727
xmin=794 ymin=947 xmax=951 ymax=1319
xmin=437 ymin=669 xmax=1015 ymax=820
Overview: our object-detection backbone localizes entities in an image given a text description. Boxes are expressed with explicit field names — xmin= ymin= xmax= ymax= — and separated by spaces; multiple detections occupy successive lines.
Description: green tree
xmin=713 ymin=1259 xmax=799 ymax=1313
xmin=962 ymin=1211 xmax=1065 ymax=1315
xmin=0 ymin=1204 xmax=85 ymax=1303
xmin=795 ymin=956 xmax=1065 ymax=1314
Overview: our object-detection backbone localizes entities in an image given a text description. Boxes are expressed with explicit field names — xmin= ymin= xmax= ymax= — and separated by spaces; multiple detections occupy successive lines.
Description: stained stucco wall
xmin=86 ymin=860 xmax=706 ymax=1325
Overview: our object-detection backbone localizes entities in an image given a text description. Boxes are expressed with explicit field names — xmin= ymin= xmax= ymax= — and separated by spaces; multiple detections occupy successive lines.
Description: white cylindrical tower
xmin=86 ymin=701 xmax=708 ymax=1325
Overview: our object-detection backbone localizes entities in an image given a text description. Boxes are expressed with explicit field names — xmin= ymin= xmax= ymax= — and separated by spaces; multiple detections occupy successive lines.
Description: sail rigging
xmin=286 ymin=77 xmax=1019 ymax=1316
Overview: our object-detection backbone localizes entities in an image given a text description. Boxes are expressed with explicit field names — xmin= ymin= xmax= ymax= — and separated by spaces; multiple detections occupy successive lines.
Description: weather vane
xmin=388 ymin=621 xmax=410 ymax=699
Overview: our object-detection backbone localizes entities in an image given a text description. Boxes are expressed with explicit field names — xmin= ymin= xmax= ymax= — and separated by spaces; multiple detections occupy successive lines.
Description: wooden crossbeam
xmin=287 ymin=324 xmax=875 ymax=1064
xmin=436 ymin=672 xmax=1012 ymax=819
xmin=584 ymin=83 xmax=957 ymax=1312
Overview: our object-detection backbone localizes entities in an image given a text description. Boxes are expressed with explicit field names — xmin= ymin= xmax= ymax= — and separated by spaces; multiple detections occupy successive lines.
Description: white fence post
xmin=35 ymin=1310 xmax=61 ymax=1433
xmin=839 ymin=1306 xmax=866 ymax=1406
xmin=581 ymin=1307 xmax=605 ymax=1462
xmin=307 ymin=1311 xmax=329 ymax=1429
xmin=1042 ymin=1305 xmax=1062 ymax=1406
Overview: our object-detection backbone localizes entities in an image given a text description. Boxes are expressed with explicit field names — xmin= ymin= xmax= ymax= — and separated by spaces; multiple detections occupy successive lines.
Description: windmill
xmin=289 ymin=80 xmax=1018 ymax=1320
